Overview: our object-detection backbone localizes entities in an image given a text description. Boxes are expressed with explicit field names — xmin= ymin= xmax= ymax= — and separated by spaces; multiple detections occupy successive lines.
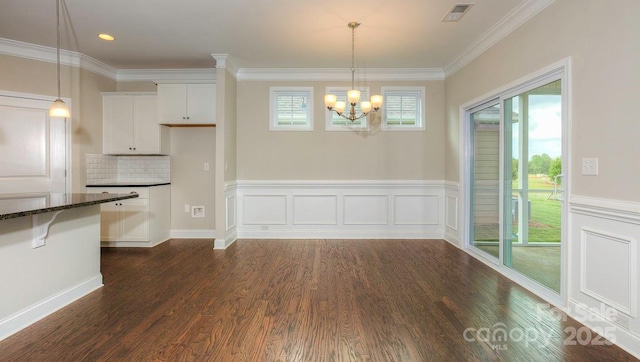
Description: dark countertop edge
xmin=86 ymin=183 xmax=171 ymax=187
xmin=0 ymin=193 xmax=138 ymax=221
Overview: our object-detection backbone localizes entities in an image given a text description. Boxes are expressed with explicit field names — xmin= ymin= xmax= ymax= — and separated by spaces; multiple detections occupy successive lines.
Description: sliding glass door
xmin=467 ymin=70 xmax=565 ymax=295
xmin=503 ymin=79 xmax=562 ymax=292
xmin=469 ymin=102 xmax=501 ymax=259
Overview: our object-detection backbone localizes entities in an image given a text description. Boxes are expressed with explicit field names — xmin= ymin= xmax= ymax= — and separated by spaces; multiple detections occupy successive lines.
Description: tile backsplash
xmin=86 ymin=153 xmax=170 ymax=185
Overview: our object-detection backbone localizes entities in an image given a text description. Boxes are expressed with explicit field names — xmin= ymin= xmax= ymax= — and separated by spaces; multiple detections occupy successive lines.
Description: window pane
xmin=382 ymin=88 xmax=424 ymax=130
xmin=270 ymin=88 xmax=313 ymax=130
xmin=277 ymin=94 xmax=308 ymax=125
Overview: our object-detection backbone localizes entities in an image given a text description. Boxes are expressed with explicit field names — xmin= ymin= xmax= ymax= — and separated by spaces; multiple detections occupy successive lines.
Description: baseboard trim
xmin=237 ymin=229 xmax=444 ymax=239
xmin=567 ymin=299 xmax=640 ymax=360
xmin=0 ymin=274 xmax=103 ymax=342
xmin=170 ymin=229 xmax=216 ymax=239
xmin=101 ymin=237 xmax=170 ymax=248
xmin=214 ymin=230 xmax=237 ymax=249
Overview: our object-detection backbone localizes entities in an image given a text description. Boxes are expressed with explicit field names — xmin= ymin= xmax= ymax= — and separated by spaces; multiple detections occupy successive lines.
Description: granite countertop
xmin=86 ymin=182 xmax=171 ymax=187
xmin=0 ymin=193 xmax=139 ymax=221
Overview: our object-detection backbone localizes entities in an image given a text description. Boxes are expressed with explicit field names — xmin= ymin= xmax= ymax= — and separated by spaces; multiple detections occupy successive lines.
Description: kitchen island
xmin=0 ymin=192 xmax=138 ymax=341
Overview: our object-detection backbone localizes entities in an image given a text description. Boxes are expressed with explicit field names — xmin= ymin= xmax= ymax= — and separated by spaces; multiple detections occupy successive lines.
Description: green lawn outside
xmin=513 ymin=175 xmax=561 ymax=243
xmin=473 ymin=175 xmax=562 ymax=243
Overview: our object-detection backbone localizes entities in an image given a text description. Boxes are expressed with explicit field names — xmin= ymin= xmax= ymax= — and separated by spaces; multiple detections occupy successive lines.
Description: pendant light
xmin=49 ymin=0 xmax=70 ymax=118
xmin=324 ymin=22 xmax=383 ymax=122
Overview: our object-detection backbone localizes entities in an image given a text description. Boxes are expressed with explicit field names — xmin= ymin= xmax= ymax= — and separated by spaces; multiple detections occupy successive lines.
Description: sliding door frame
xmin=459 ymin=58 xmax=572 ymax=306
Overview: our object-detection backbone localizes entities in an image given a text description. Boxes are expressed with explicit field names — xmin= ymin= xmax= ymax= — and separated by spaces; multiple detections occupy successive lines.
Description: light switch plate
xmin=582 ymin=158 xmax=598 ymax=176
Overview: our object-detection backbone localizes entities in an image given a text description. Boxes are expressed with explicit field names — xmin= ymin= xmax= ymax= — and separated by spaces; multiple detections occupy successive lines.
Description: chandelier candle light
xmin=324 ymin=22 xmax=383 ymax=122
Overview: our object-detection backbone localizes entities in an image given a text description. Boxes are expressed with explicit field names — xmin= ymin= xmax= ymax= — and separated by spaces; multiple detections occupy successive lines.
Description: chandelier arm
xmin=336 ymin=110 xmax=370 ymax=122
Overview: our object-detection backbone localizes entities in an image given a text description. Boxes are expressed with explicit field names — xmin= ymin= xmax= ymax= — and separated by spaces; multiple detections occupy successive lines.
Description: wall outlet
xmin=184 ymin=204 xmax=190 ymax=213
xmin=203 ymin=162 xmax=209 ymax=171
xmin=582 ymin=158 xmax=598 ymax=176
xmin=612 ymin=312 xmax=630 ymax=330
xmin=191 ymin=206 xmax=205 ymax=218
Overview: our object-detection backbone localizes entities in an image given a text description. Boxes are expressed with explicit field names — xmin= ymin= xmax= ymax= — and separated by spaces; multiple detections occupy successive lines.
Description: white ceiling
xmin=0 ymin=0 xmax=534 ymax=71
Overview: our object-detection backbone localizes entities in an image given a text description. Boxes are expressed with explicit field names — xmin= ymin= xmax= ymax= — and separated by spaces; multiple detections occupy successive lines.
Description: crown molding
xmin=0 ymin=38 xmax=118 ymax=79
xmin=211 ymin=53 xmax=239 ymax=79
xmin=119 ymin=68 xmax=216 ymax=83
xmin=444 ymin=0 xmax=555 ymax=77
xmin=236 ymin=68 xmax=445 ymax=81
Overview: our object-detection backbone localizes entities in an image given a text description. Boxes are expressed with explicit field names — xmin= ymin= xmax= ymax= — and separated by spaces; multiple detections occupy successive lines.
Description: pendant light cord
xmin=56 ymin=0 xmax=61 ymax=99
xmin=350 ymin=24 xmax=355 ymax=91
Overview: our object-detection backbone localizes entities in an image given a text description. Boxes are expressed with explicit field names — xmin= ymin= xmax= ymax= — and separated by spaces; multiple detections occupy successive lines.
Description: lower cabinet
xmin=87 ymin=185 xmax=170 ymax=247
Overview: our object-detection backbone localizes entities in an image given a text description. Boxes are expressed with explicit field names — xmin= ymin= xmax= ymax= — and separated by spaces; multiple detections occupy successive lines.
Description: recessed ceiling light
xmin=98 ymin=33 xmax=115 ymax=41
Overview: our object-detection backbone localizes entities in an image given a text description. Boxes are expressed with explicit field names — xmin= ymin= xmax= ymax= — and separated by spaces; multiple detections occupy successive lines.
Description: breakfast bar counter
xmin=0 ymin=192 xmax=138 ymax=220
xmin=0 ymin=192 xmax=138 ymax=341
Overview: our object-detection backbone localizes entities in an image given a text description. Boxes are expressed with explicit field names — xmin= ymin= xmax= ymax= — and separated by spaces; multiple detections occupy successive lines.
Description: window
xmin=381 ymin=86 xmax=425 ymax=131
xmin=325 ymin=87 xmax=369 ymax=131
xmin=269 ymin=87 xmax=313 ymax=131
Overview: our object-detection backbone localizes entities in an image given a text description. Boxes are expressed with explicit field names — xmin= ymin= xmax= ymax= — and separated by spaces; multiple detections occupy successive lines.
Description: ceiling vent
xmin=442 ymin=3 xmax=474 ymax=22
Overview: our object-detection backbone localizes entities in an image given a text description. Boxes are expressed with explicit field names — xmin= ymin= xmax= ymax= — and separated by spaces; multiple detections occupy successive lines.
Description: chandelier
xmin=324 ymin=22 xmax=383 ymax=122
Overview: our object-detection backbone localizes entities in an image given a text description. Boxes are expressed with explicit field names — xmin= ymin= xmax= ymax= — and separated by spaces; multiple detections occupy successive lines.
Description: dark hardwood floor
xmin=0 ymin=239 xmax=636 ymax=361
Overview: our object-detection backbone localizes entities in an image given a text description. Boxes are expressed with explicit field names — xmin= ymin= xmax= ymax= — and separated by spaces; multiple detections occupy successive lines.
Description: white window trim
xmin=324 ymin=86 xmax=370 ymax=131
xmin=381 ymin=86 xmax=426 ymax=131
xmin=269 ymin=87 xmax=314 ymax=131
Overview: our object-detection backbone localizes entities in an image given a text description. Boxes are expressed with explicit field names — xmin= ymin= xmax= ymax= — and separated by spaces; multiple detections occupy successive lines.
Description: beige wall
xmin=116 ymin=81 xmax=156 ymax=92
xmin=445 ymin=0 xmax=640 ymax=202
xmin=224 ymin=70 xmax=237 ymax=182
xmin=236 ymin=80 xmax=445 ymax=180
xmin=0 ymin=54 xmax=116 ymax=192
xmin=170 ymin=127 xmax=216 ymax=230
xmin=75 ymin=69 xmax=117 ymax=190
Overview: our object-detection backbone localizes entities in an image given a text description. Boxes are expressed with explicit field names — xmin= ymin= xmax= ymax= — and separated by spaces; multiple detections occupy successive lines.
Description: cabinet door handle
xmin=186 ymin=116 xmax=190 ymax=120
xmin=130 ymin=191 xmax=138 ymax=194
xmin=101 ymin=191 xmax=109 ymax=194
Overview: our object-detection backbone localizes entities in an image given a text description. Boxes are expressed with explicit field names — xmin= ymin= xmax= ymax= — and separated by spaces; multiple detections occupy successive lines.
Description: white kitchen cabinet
xmin=87 ymin=185 xmax=171 ymax=247
xmin=157 ymin=83 xmax=216 ymax=125
xmin=103 ymin=92 xmax=170 ymax=155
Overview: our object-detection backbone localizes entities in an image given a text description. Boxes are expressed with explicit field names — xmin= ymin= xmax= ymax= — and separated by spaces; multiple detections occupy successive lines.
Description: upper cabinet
xmin=103 ymin=93 xmax=170 ymax=155
xmin=157 ymin=83 xmax=216 ymax=125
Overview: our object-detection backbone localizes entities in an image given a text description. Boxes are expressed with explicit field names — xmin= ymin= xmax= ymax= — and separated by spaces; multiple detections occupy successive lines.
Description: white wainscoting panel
xmin=444 ymin=182 xmax=460 ymax=246
xmin=242 ymin=194 xmax=287 ymax=225
xmin=394 ymin=195 xmax=439 ymax=225
xmin=580 ymin=228 xmax=635 ymax=315
xmin=446 ymin=195 xmax=458 ymax=230
xmin=226 ymin=194 xmax=237 ymax=231
xmin=236 ymin=180 xmax=445 ymax=239
xmin=216 ymin=183 xmax=238 ymax=249
xmin=293 ymin=195 xmax=338 ymax=225
xmin=343 ymin=195 xmax=388 ymax=225
xmin=569 ymin=195 xmax=640 ymax=357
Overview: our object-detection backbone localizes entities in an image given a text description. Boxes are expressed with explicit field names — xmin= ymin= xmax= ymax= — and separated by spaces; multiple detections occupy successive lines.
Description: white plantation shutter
xmin=270 ymin=87 xmax=313 ymax=131
xmin=381 ymin=87 xmax=425 ymax=130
